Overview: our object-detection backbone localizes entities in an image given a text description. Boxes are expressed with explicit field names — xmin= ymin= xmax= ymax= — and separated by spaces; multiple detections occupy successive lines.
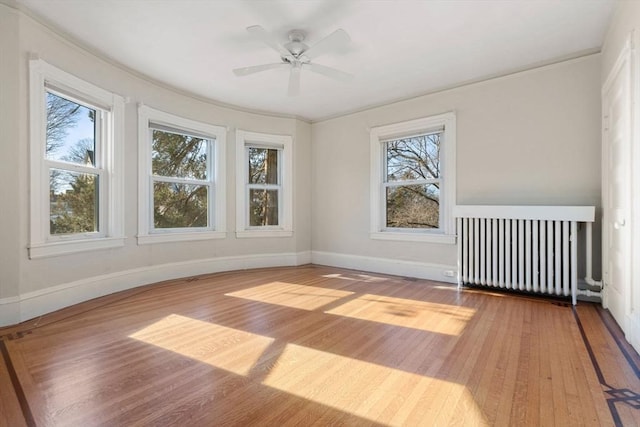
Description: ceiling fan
xmin=233 ymin=25 xmax=353 ymax=96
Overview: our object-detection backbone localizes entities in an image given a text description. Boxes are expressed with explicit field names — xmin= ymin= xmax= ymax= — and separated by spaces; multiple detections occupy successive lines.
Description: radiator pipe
xmin=584 ymin=222 xmax=603 ymax=288
xmin=577 ymin=288 xmax=602 ymax=298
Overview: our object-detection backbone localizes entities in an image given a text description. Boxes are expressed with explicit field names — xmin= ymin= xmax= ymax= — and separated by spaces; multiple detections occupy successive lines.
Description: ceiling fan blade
xmin=233 ymin=63 xmax=288 ymax=77
xmin=304 ymin=63 xmax=353 ymax=82
xmin=247 ymin=25 xmax=292 ymax=58
xmin=303 ymin=29 xmax=350 ymax=60
xmin=288 ymin=65 xmax=301 ymax=97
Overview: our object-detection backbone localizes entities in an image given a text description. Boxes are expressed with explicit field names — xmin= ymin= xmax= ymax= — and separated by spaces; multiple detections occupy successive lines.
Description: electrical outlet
xmin=443 ymin=270 xmax=455 ymax=277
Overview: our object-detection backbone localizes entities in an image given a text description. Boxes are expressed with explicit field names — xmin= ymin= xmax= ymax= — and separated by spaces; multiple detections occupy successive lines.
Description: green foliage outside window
xmin=248 ymin=147 xmax=279 ymax=226
xmin=152 ymin=130 xmax=210 ymax=229
xmin=46 ymin=92 xmax=99 ymax=235
xmin=50 ymin=171 xmax=98 ymax=234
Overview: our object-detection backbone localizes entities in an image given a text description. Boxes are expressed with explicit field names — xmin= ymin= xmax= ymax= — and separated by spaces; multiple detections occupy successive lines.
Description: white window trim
xmin=236 ymin=130 xmax=293 ymax=238
xmin=137 ymin=105 xmax=227 ymax=244
xmin=28 ymin=59 xmax=125 ymax=259
xmin=369 ymin=112 xmax=456 ymax=244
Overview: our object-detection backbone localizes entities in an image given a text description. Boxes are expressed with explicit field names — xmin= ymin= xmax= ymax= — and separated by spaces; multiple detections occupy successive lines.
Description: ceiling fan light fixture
xmin=284 ymin=29 xmax=308 ymax=57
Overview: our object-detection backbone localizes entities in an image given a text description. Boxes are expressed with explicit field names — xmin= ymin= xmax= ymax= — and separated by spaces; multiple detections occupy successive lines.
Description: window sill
xmin=235 ymin=230 xmax=293 ymax=239
xmin=369 ymin=231 xmax=456 ymax=244
xmin=28 ymin=237 xmax=126 ymax=259
xmin=137 ymin=231 xmax=227 ymax=245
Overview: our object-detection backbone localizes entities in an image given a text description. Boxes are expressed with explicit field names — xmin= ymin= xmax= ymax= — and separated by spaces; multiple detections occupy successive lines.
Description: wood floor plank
xmin=0 ymin=342 xmax=27 ymax=427
xmin=575 ymin=305 xmax=640 ymax=426
xmin=1 ymin=266 xmax=638 ymax=426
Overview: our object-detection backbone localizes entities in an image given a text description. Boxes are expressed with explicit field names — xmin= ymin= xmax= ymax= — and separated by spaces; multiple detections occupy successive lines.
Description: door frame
xmin=602 ymin=31 xmax=639 ymax=351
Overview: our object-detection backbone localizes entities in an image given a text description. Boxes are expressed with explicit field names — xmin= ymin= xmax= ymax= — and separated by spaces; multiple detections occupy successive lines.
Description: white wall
xmin=600 ymin=0 xmax=640 ymax=352
xmin=0 ymin=5 xmax=21 ymax=324
xmin=0 ymin=5 xmax=312 ymax=326
xmin=311 ymin=55 xmax=601 ymax=281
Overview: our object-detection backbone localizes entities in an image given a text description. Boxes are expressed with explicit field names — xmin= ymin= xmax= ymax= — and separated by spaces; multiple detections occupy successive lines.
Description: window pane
xmin=152 ymin=130 xmax=208 ymax=180
xmin=153 ymin=182 xmax=208 ymax=228
xmin=386 ymin=133 xmax=440 ymax=182
xmin=249 ymin=189 xmax=279 ymax=226
xmin=46 ymin=92 xmax=96 ymax=166
xmin=248 ymin=148 xmax=278 ymax=184
xmin=386 ymin=184 xmax=439 ymax=229
xmin=50 ymin=169 xmax=98 ymax=234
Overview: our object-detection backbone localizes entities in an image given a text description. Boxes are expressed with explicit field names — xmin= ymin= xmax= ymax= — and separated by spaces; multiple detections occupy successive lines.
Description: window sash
xmin=382 ymin=135 xmax=441 ymax=183
xmin=44 ymin=94 xmax=108 ymax=241
xmin=150 ymin=178 xmax=212 ymax=232
xmin=382 ymin=182 xmax=441 ymax=232
xmin=245 ymin=146 xmax=282 ymax=228
xmin=247 ymin=183 xmax=281 ymax=190
xmin=379 ymin=132 xmax=445 ymax=232
xmin=379 ymin=127 xmax=444 ymax=144
xmin=48 ymin=170 xmax=104 ymax=239
xmin=247 ymin=146 xmax=281 ymax=185
xmin=44 ymin=92 xmax=104 ymax=169
xmin=381 ymin=134 xmax=443 ymax=230
xmin=152 ymin=175 xmax=212 ymax=186
xmin=149 ymin=128 xmax=213 ymax=182
xmin=383 ymin=178 xmax=440 ymax=188
xmin=150 ymin=122 xmax=217 ymax=142
xmin=246 ymin=187 xmax=281 ymax=228
xmin=148 ymin=128 xmax=215 ymax=233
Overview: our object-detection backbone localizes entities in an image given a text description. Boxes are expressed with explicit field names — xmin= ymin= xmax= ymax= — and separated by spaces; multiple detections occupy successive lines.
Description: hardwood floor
xmin=1 ymin=265 xmax=639 ymax=426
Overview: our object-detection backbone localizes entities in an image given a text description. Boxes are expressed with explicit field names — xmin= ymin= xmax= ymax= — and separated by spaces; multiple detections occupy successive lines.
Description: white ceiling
xmin=16 ymin=0 xmax=614 ymax=122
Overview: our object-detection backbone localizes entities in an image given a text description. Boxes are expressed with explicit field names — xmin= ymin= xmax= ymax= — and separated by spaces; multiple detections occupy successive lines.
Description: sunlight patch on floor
xmin=226 ymin=281 xmax=354 ymax=310
xmin=128 ymin=313 xmax=487 ymax=424
xmin=262 ymin=343 xmax=488 ymax=426
xmin=325 ymin=294 xmax=475 ymax=335
xmin=129 ymin=314 xmax=274 ymax=376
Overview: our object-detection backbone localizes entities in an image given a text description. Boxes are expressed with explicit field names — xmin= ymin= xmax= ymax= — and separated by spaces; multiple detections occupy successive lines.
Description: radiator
xmin=454 ymin=206 xmax=595 ymax=305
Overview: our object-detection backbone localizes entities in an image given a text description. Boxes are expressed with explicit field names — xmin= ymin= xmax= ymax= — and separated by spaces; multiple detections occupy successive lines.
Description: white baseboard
xmin=311 ymin=251 xmax=457 ymax=284
xmin=0 ymin=251 xmax=311 ymax=328
xmin=1 ymin=250 xmax=451 ymax=328
xmin=0 ymin=296 xmax=20 ymax=329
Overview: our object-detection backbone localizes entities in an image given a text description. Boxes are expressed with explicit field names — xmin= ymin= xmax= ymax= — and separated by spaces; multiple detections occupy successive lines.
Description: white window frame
xmin=369 ymin=112 xmax=456 ymax=244
xmin=236 ymin=130 xmax=293 ymax=238
xmin=28 ymin=59 xmax=125 ymax=259
xmin=137 ymin=105 xmax=226 ymax=244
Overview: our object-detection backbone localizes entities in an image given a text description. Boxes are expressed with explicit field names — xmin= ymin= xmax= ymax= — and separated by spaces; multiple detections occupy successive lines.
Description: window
xmin=236 ymin=130 xmax=293 ymax=238
xmin=138 ymin=106 xmax=226 ymax=244
xmin=370 ymin=112 xmax=456 ymax=243
xmin=29 ymin=59 xmax=125 ymax=258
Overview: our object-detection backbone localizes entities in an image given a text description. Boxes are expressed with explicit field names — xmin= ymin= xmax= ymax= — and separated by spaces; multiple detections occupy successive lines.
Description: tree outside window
xmin=248 ymin=147 xmax=280 ymax=226
xmin=29 ymin=59 xmax=124 ymax=258
xmin=46 ymin=91 xmax=101 ymax=235
xmin=137 ymin=105 xmax=226 ymax=244
xmin=369 ymin=112 xmax=456 ymax=243
xmin=151 ymin=128 xmax=211 ymax=229
xmin=235 ymin=130 xmax=292 ymax=238
xmin=384 ymin=132 xmax=441 ymax=229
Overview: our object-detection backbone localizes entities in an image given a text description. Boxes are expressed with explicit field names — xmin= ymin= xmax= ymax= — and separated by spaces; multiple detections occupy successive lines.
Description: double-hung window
xmin=370 ymin=112 xmax=456 ymax=243
xmin=236 ymin=130 xmax=293 ymax=238
xmin=138 ymin=106 xmax=226 ymax=244
xmin=29 ymin=59 xmax=125 ymax=258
